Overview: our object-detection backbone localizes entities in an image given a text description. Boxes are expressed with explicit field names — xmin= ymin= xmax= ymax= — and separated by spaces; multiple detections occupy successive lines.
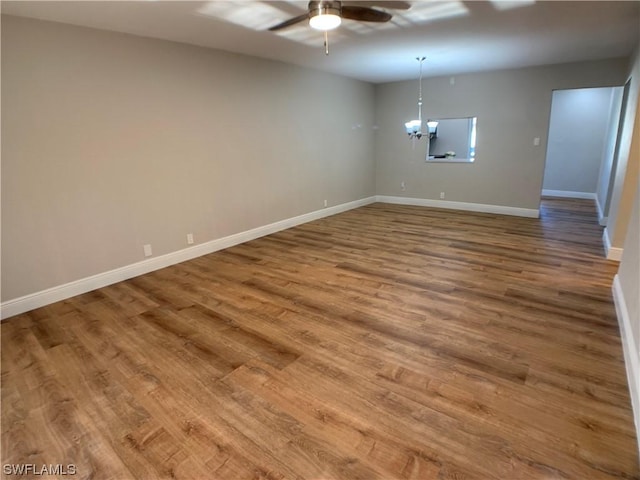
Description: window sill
xmin=426 ymin=156 xmax=474 ymax=163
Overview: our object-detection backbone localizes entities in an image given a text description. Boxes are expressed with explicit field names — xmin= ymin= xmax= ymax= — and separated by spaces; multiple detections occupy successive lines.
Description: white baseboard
xmin=542 ymin=189 xmax=597 ymax=200
xmin=0 ymin=196 xmax=376 ymax=320
xmin=603 ymin=227 xmax=624 ymax=261
xmin=376 ymin=195 xmax=539 ymax=218
xmin=595 ymin=195 xmax=607 ymax=226
xmin=612 ymin=275 xmax=640 ymax=454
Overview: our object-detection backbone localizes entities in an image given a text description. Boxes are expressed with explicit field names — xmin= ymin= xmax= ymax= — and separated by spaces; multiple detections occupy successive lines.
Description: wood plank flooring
xmin=2 ymin=198 xmax=638 ymax=479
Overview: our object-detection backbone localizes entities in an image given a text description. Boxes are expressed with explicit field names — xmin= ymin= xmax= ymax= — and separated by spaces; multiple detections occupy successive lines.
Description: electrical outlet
xmin=533 ymin=137 xmax=541 ymax=146
xmin=401 ymin=181 xmax=406 ymax=191
xmin=324 ymin=199 xmax=328 ymax=207
xmin=143 ymin=244 xmax=153 ymax=257
xmin=440 ymin=192 xmax=445 ymax=199
xmin=187 ymin=233 xmax=194 ymax=245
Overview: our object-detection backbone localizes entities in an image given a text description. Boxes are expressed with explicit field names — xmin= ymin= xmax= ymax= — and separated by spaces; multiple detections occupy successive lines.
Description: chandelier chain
xmin=417 ymin=56 xmax=425 ymax=124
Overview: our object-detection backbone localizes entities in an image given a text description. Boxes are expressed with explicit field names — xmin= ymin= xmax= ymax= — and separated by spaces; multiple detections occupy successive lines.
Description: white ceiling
xmin=2 ymin=1 xmax=639 ymax=83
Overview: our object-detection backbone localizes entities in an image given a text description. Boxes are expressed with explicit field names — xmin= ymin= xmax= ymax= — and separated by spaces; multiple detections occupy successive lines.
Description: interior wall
xmin=610 ymin=44 xmax=640 ymax=438
xmin=618 ymin=182 xmax=640 ymax=359
xmin=374 ymin=59 xmax=628 ymax=210
xmin=616 ymin=177 xmax=640 ymax=441
xmin=607 ymin=44 xmax=640 ymax=250
xmin=596 ymin=86 xmax=624 ymax=221
xmin=1 ymin=15 xmax=376 ymax=302
xmin=542 ymin=87 xmax=618 ymax=194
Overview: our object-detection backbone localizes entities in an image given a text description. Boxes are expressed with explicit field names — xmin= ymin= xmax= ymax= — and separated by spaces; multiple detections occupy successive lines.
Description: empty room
xmin=2 ymin=1 xmax=640 ymax=478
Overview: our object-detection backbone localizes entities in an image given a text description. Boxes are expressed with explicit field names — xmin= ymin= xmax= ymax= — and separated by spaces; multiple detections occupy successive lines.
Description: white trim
xmin=612 ymin=275 xmax=640 ymax=454
xmin=0 ymin=197 xmax=376 ymax=320
xmin=603 ymin=227 xmax=624 ymax=261
xmin=375 ymin=195 xmax=539 ymax=218
xmin=541 ymin=189 xmax=597 ymax=200
xmin=425 ymin=158 xmax=474 ymax=163
xmin=595 ymin=195 xmax=607 ymax=226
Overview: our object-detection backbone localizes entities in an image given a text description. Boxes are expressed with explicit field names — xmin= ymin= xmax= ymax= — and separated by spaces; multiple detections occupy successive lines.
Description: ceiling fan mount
xmin=268 ymin=1 xmax=411 ymax=32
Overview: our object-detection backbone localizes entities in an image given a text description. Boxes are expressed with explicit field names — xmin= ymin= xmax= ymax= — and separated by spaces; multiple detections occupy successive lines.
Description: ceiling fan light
xmin=309 ymin=2 xmax=342 ymax=31
xmin=309 ymin=12 xmax=341 ymax=31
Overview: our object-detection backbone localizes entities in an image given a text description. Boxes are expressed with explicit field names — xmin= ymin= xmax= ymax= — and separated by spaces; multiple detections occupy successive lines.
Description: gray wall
xmin=596 ymin=86 xmax=624 ymax=221
xmin=375 ymin=59 xmax=628 ymax=209
xmin=610 ymin=45 xmax=639 ymax=436
xmin=619 ymin=181 xmax=639 ymax=360
xmin=617 ymin=177 xmax=640 ymax=437
xmin=543 ymin=87 xmax=619 ymax=194
xmin=1 ymin=15 xmax=376 ymax=301
xmin=607 ymin=45 xmax=640 ymax=251
xmin=616 ymin=51 xmax=640 ymax=344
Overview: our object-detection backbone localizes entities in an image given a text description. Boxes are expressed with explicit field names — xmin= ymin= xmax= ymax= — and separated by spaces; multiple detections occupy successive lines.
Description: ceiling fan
xmin=268 ymin=1 xmax=411 ymax=32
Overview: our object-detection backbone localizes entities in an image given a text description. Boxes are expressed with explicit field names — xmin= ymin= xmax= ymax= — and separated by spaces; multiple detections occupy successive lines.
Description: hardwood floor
xmin=2 ymin=198 xmax=638 ymax=479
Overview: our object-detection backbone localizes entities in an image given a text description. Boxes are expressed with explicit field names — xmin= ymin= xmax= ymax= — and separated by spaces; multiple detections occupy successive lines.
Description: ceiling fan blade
xmin=341 ymin=6 xmax=392 ymax=22
xmin=268 ymin=13 xmax=309 ymax=31
xmin=343 ymin=1 xmax=410 ymax=10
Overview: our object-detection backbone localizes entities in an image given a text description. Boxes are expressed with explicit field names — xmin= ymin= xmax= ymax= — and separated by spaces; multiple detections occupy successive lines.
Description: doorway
xmin=541 ymin=86 xmax=624 ymax=225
